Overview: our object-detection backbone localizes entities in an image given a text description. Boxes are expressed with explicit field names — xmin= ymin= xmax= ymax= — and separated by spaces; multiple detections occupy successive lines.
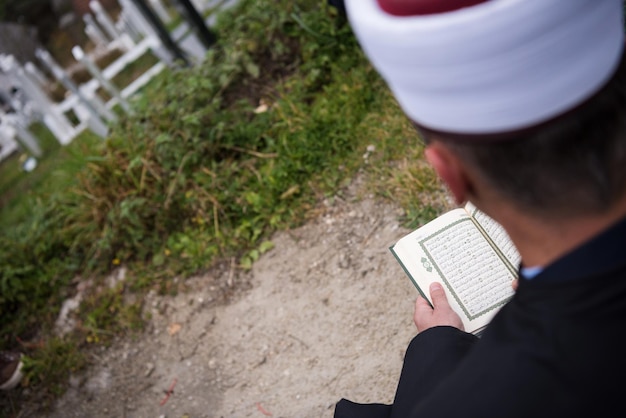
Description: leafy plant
xmin=21 ymin=337 xmax=86 ymax=396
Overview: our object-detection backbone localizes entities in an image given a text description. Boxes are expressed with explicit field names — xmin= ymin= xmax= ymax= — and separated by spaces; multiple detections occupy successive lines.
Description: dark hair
xmin=418 ymin=53 xmax=626 ymax=218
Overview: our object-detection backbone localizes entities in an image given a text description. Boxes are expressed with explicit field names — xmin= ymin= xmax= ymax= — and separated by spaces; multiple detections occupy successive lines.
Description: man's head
xmin=345 ymin=0 xmax=626 ymax=218
xmin=423 ymin=56 xmax=626 ymax=218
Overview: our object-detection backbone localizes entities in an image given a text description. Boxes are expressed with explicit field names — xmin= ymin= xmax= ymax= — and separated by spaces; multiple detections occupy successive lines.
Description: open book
xmin=390 ymin=203 xmax=520 ymax=335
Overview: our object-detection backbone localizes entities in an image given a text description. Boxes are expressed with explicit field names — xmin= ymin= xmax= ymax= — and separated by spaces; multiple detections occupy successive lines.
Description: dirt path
xmin=32 ymin=179 xmax=446 ymax=418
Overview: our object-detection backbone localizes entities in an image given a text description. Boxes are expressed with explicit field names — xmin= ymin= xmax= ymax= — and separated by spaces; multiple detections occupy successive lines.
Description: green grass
xmin=0 ymin=0 xmax=447 ymax=413
xmin=0 ymin=124 xmax=101 ymax=228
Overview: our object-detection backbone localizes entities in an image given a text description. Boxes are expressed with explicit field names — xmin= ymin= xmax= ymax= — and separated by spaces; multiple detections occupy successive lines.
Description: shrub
xmin=0 ymin=0 xmax=380 ymax=339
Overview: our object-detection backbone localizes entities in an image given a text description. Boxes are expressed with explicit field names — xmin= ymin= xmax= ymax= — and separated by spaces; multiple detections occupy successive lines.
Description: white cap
xmin=346 ymin=0 xmax=624 ymax=135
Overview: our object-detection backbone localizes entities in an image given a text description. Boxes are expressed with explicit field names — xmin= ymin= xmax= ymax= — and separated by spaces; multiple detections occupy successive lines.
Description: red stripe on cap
xmin=377 ymin=0 xmax=489 ymax=16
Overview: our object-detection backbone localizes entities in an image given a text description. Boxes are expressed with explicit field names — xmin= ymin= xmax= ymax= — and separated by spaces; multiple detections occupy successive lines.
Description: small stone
xmin=145 ymin=362 xmax=155 ymax=377
xmin=69 ymin=375 xmax=81 ymax=388
xmin=338 ymin=254 xmax=351 ymax=269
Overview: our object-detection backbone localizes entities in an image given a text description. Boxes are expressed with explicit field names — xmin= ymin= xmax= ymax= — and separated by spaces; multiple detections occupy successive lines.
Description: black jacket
xmin=336 ymin=215 xmax=626 ymax=417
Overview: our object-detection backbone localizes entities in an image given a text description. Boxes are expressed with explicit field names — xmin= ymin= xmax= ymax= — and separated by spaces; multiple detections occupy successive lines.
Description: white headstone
xmin=90 ymin=1 xmax=122 ymax=43
xmin=0 ymin=54 xmax=75 ymax=145
xmin=72 ymin=46 xmax=133 ymax=115
xmin=83 ymin=13 xmax=110 ymax=47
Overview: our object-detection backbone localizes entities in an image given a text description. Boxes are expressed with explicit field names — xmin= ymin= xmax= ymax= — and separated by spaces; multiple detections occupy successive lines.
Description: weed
xmin=21 ymin=337 xmax=87 ymax=396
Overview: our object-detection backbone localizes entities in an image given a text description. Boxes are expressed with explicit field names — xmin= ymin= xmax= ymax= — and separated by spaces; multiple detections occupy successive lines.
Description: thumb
xmin=429 ymin=282 xmax=450 ymax=309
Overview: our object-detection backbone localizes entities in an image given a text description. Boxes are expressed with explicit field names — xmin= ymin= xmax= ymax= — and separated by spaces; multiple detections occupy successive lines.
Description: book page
xmin=465 ymin=203 xmax=521 ymax=271
xmin=390 ymin=209 xmax=515 ymax=333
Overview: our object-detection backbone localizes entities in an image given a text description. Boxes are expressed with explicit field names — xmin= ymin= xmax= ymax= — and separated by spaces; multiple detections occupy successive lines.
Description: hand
xmin=414 ymin=282 xmax=464 ymax=332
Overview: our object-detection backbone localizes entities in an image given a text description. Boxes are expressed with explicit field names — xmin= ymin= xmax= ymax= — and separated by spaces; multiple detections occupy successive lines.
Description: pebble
xmin=145 ymin=362 xmax=155 ymax=377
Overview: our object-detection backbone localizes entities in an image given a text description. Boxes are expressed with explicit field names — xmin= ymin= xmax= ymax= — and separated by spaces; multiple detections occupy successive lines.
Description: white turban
xmin=345 ymin=0 xmax=624 ymax=135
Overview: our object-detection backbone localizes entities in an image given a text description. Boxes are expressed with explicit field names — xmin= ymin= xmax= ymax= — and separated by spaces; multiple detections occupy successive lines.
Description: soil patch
xmin=16 ymin=177 xmax=450 ymax=418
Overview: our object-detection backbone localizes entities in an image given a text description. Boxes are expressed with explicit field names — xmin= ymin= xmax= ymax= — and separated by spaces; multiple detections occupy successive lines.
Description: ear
xmin=424 ymin=143 xmax=472 ymax=205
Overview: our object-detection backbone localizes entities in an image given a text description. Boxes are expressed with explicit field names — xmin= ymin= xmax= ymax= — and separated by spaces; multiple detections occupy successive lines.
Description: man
xmin=335 ymin=0 xmax=626 ymax=417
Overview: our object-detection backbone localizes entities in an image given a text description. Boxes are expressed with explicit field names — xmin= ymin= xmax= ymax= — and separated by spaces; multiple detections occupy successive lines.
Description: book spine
xmin=389 ymin=244 xmax=433 ymax=309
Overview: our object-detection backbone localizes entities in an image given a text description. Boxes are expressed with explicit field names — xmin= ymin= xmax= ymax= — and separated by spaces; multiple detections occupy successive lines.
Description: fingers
xmin=511 ymin=278 xmax=519 ymax=291
xmin=414 ymin=293 xmax=432 ymax=313
xmin=413 ymin=282 xmax=464 ymax=332
xmin=414 ymin=295 xmax=432 ymax=332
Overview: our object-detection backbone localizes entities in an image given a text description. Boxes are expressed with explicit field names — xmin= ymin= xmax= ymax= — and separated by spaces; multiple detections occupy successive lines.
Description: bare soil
xmin=16 ymin=176 xmax=450 ymax=418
